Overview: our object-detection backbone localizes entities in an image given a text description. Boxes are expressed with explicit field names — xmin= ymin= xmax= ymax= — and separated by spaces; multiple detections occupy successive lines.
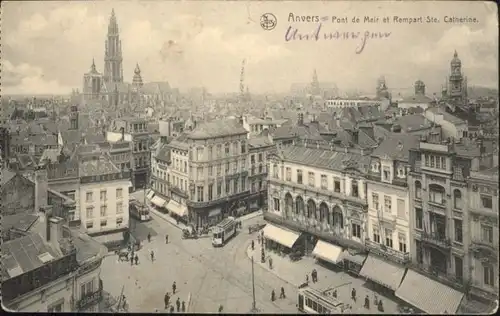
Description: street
xmin=99 ymin=191 xmax=298 ymax=313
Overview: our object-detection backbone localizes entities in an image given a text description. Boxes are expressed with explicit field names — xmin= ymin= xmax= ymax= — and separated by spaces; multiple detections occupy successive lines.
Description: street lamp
xmin=250 ymin=256 xmax=259 ymax=314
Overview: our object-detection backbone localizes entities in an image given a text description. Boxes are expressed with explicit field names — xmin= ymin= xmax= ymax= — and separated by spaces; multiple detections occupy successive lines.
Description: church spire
xmin=90 ymin=58 xmax=97 ymax=73
xmin=132 ymin=63 xmax=143 ymax=87
xmin=108 ymin=8 xmax=118 ymax=35
xmin=104 ymin=8 xmax=123 ymax=83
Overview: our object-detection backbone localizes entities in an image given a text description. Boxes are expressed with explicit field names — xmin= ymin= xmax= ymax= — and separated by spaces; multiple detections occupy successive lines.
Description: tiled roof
xmin=70 ymin=230 xmax=107 ymax=264
xmin=79 ymin=156 xmax=119 ymax=177
xmin=277 ymin=146 xmax=370 ymax=172
xmin=188 ymin=118 xmax=247 ymax=139
xmin=2 ymin=214 xmax=39 ymax=232
xmin=400 ymin=94 xmax=433 ymax=103
xmin=394 ymin=114 xmax=433 ymax=132
xmin=40 ymin=148 xmax=61 ymax=164
xmin=426 ymin=107 xmax=466 ymax=125
xmin=169 ymin=133 xmax=190 ymax=150
xmin=372 ymin=134 xmax=420 ymax=161
xmin=61 ymin=129 xmax=82 ymax=145
xmin=83 ymin=132 xmax=106 ymax=144
xmin=155 ymin=143 xmax=170 ymax=162
xmin=248 ymin=136 xmax=273 ymax=148
xmin=2 ymin=233 xmax=61 ymax=279
xmin=0 ymin=168 xmax=18 ymax=186
xmin=272 ymin=122 xmax=325 ymax=141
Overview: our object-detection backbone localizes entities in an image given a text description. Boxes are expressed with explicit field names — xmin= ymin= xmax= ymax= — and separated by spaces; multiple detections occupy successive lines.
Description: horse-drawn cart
xmin=182 ymin=226 xmax=198 ymax=239
xmin=115 ymin=248 xmax=130 ymax=262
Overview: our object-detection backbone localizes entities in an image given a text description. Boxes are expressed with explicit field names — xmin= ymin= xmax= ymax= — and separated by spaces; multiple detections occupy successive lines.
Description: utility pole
xmin=251 ymin=256 xmax=258 ymax=313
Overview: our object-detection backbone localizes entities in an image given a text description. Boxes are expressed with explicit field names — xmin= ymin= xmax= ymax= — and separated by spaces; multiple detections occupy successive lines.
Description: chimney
xmin=37 ymin=205 xmax=53 ymax=242
xmin=352 ymin=130 xmax=359 ymax=144
xmin=297 ymin=113 xmax=304 ymax=125
xmin=34 ymin=165 xmax=49 ymax=213
xmin=49 ymin=216 xmax=64 ymax=248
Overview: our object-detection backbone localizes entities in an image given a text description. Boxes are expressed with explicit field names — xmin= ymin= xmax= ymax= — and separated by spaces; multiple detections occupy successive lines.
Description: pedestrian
xmin=271 ymin=289 xmax=276 ymax=302
xmin=332 ymin=290 xmax=337 ymax=298
xmin=148 ymin=233 xmax=151 ymax=243
xmin=169 ymin=305 xmax=174 ymax=313
xmin=251 ymin=240 xmax=255 ymax=250
xmin=257 ymin=234 xmax=261 ymax=244
xmin=181 ymin=301 xmax=186 ymax=312
xmin=306 ymin=274 xmax=309 ymax=284
xmin=130 ymin=255 xmax=134 ymax=266
xmin=176 ymin=297 xmax=180 ymax=312
xmin=150 ymin=250 xmax=155 ymax=262
xmin=165 ymin=234 xmax=169 ymax=244
xmin=134 ymin=254 xmax=139 ymax=265
xmin=172 ymin=281 xmax=177 ymax=294
xmin=269 ymin=257 xmax=273 ymax=269
xmin=377 ymin=299 xmax=384 ymax=312
xmin=218 ymin=304 xmax=223 ymax=313
xmin=280 ymin=286 xmax=286 ymax=299
xmin=364 ymin=295 xmax=370 ymax=309
xmin=164 ymin=293 xmax=170 ymax=309
xmin=122 ymin=295 xmax=127 ymax=310
xmin=351 ymin=288 xmax=356 ymax=301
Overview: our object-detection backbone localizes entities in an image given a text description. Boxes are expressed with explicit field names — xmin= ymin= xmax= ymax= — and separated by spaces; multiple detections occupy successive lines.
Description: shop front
xmin=359 ymin=254 xmax=407 ymax=293
xmin=150 ymin=195 xmax=168 ymax=212
xmin=312 ymin=240 xmax=344 ymax=270
xmin=395 ymin=269 xmax=465 ymax=314
xmin=342 ymin=249 xmax=367 ymax=276
xmin=146 ymin=189 xmax=155 ymax=200
xmin=263 ymin=223 xmax=302 ymax=255
xmin=165 ymin=200 xmax=189 ymax=224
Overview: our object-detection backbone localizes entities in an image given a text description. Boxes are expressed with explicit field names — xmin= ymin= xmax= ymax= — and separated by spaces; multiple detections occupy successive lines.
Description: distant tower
xmin=132 ymin=63 xmax=143 ymax=105
xmin=104 ymin=9 xmax=123 ymax=83
xmin=448 ymin=50 xmax=467 ymax=103
xmin=376 ymin=76 xmax=390 ymax=99
xmin=83 ymin=59 xmax=103 ymax=100
xmin=311 ymin=69 xmax=320 ymax=96
xmin=69 ymin=105 xmax=79 ymax=130
xmin=414 ymin=80 xmax=426 ymax=96
xmin=239 ymin=59 xmax=246 ymax=101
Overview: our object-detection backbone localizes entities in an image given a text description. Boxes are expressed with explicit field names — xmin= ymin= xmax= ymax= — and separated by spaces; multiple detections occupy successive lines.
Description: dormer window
xmin=382 ymin=166 xmax=391 ymax=181
xmin=371 ymin=162 xmax=380 ymax=172
xmin=398 ymin=167 xmax=405 ymax=178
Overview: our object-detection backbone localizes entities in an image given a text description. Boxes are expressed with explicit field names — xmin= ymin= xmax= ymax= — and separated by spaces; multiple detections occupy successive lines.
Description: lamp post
xmin=250 ymin=256 xmax=259 ymax=313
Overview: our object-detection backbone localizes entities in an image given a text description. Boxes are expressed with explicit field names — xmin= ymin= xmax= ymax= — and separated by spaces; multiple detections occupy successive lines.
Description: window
xmin=197 ymin=167 xmax=203 ymax=179
xmin=100 ymin=205 xmax=107 ymax=217
xmin=454 ymin=219 xmax=463 ymax=243
xmin=285 ymin=167 xmax=292 ymax=181
xmin=385 ymin=229 xmax=393 ymax=248
xmin=224 ymin=143 xmax=230 ymax=156
xmin=320 ymin=175 xmax=327 ymax=189
xmin=483 ymin=264 xmax=495 ymax=286
xmin=415 ymin=208 xmax=423 ymax=229
xmin=225 ymin=162 xmax=230 ymax=173
xmin=116 ymin=202 xmax=123 ymax=214
xmin=234 ymin=180 xmax=239 ymax=193
xmin=197 ymin=147 xmax=203 ymax=160
xmin=453 ymin=190 xmax=462 ymax=209
xmin=86 ymin=192 xmax=93 ymax=202
xmin=208 ymin=184 xmax=214 ymax=201
xmin=382 ymin=166 xmax=391 ymax=181
xmin=197 ymin=186 xmax=204 ymax=202
xmin=398 ymin=232 xmax=406 ymax=252
xmin=373 ymin=227 xmax=380 ymax=243
xmin=273 ymin=164 xmax=279 ymax=178
xmin=116 ymin=217 xmax=123 ymax=225
xmin=351 ymin=181 xmax=358 ymax=197
xmin=481 ymin=195 xmax=493 ymax=209
xmin=273 ymin=198 xmax=280 ymax=212
xmin=234 ymin=161 xmax=238 ymax=173
xmin=308 ymin=172 xmax=315 ymax=187
xmin=372 ymin=193 xmax=379 ymax=210
xmin=297 ymin=170 xmax=303 ymax=184
xmin=217 ymin=182 xmax=222 ymax=197
xmin=86 ymin=207 xmax=93 ymax=218
xmin=334 ymin=179 xmax=341 ymax=192
xmin=217 ymin=164 xmax=221 ymax=176
xmin=416 ymin=240 xmax=423 ymax=264
xmin=251 ymin=155 xmax=255 ymax=164
xmin=208 ymin=166 xmax=213 ymax=177
xmin=208 ymin=146 xmax=213 ymax=159
xmin=100 ymin=219 xmax=107 ymax=227
xmin=251 ymin=181 xmax=256 ymax=193
xmin=241 ymin=142 xmax=246 ymax=153
xmin=455 ymin=256 xmax=463 ymax=281
xmin=100 ymin=190 xmax=107 ymax=202
xmin=80 ymin=279 xmax=94 ymax=299
xmin=116 ymin=188 xmax=123 ymax=199
xmin=225 ymin=180 xmax=231 ymax=194
xmin=216 ymin=144 xmax=222 ymax=158
xmin=86 ymin=221 xmax=93 ymax=229
xmin=258 ymin=164 xmax=263 ymax=173
xmin=352 ymin=223 xmax=361 ymax=238
xmin=48 ymin=300 xmax=64 ymax=312
xmin=429 ymin=184 xmax=445 ymax=204
xmin=258 ymin=153 xmax=263 ymax=162
xmin=184 ymin=162 xmax=187 ymax=173
xmin=384 ymin=196 xmax=392 ymax=212
xmin=415 ymin=181 xmax=422 ymax=199
xmin=232 ymin=142 xmax=238 ymax=155
xmin=481 ymin=225 xmax=493 ymax=243
xmin=241 ymin=177 xmax=246 ymax=191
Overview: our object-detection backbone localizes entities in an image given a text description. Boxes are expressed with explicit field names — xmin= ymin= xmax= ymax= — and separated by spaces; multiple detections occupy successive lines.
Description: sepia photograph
xmin=0 ymin=0 xmax=498 ymax=314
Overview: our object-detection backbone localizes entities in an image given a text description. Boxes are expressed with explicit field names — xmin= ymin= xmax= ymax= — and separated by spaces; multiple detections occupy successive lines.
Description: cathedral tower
xmin=104 ymin=9 xmax=123 ymax=83
xmin=448 ymin=50 xmax=467 ymax=103
xmin=82 ymin=58 xmax=103 ymax=100
xmin=414 ymin=80 xmax=426 ymax=96
xmin=311 ymin=69 xmax=320 ymax=96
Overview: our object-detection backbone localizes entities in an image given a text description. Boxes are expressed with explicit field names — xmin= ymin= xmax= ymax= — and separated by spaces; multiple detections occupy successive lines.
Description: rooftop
xmin=248 ymin=136 xmax=274 ymax=148
xmin=426 ymin=107 xmax=466 ymax=125
xmin=372 ymin=134 xmax=420 ymax=161
xmin=400 ymin=94 xmax=434 ymax=104
xmin=188 ymin=118 xmax=247 ymax=139
xmin=2 ymin=213 xmax=39 ymax=232
xmin=79 ymin=156 xmax=120 ymax=177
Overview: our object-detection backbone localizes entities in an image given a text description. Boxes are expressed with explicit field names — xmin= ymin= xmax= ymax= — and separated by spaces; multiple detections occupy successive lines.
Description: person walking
xmin=280 ymin=286 xmax=286 ymax=299
xmin=148 ymin=233 xmax=152 ymax=243
xmin=364 ymin=295 xmax=370 ymax=309
xmin=181 ymin=301 xmax=186 ymax=312
xmin=306 ymin=274 xmax=309 ymax=284
xmin=271 ymin=289 xmax=276 ymax=302
xmin=169 ymin=305 xmax=174 ymax=313
xmin=218 ymin=304 xmax=223 ymax=313
xmin=176 ymin=297 xmax=181 ymax=312
xmin=130 ymin=255 xmax=134 ymax=266
xmin=269 ymin=257 xmax=273 ymax=270
xmin=172 ymin=281 xmax=177 ymax=294
xmin=164 ymin=293 xmax=170 ymax=309
xmin=134 ymin=254 xmax=139 ymax=265
xmin=351 ymin=288 xmax=357 ymax=302
xmin=150 ymin=250 xmax=155 ymax=262
xmin=251 ymin=240 xmax=255 ymax=250
xmin=165 ymin=234 xmax=169 ymax=244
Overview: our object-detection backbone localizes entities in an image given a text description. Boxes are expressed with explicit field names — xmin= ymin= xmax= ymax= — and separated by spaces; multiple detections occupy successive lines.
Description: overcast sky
xmin=2 ymin=0 xmax=498 ymax=95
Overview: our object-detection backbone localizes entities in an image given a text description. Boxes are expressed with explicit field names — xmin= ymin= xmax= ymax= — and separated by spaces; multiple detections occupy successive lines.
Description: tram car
xmin=298 ymin=287 xmax=348 ymax=314
xmin=129 ymin=198 xmax=151 ymax=221
xmin=212 ymin=217 xmax=237 ymax=247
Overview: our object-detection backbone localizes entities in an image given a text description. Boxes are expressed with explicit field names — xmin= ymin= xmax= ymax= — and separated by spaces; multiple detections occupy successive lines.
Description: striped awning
xmin=146 ymin=190 xmax=155 ymax=200
xmin=359 ymin=254 xmax=406 ymax=291
xmin=151 ymin=196 xmax=167 ymax=208
xmin=396 ymin=269 xmax=465 ymax=314
xmin=312 ymin=240 xmax=343 ymax=264
xmin=166 ymin=200 xmax=187 ymax=217
xmin=263 ymin=224 xmax=301 ymax=248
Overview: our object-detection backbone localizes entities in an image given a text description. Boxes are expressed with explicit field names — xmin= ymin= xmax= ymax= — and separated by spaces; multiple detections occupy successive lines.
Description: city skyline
xmin=2 ymin=0 xmax=498 ymax=95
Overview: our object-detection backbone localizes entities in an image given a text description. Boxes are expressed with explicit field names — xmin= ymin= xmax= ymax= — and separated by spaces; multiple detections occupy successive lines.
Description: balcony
xmin=76 ymin=288 xmax=103 ymax=311
xmin=427 ymin=200 xmax=447 ymax=214
xmin=420 ymin=231 xmax=451 ymax=249
xmin=410 ymin=263 xmax=466 ymax=291
xmin=365 ymin=239 xmax=410 ymax=264
xmin=470 ymin=237 xmax=497 ymax=254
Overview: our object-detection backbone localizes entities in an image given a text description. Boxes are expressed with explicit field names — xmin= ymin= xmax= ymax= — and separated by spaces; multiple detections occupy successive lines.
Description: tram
xmin=212 ymin=217 xmax=237 ymax=247
xmin=129 ymin=198 xmax=151 ymax=221
xmin=298 ymin=287 xmax=348 ymax=314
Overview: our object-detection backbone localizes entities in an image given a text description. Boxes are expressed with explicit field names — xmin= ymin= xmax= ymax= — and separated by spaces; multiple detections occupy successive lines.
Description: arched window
xmin=285 ymin=193 xmax=294 ymax=217
xmin=415 ymin=181 xmax=422 ymax=199
xmin=307 ymin=200 xmax=316 ymax=219
xmin=295 ymin=196 xmax=304 ymax=215
xmin=319 ymin=203 xmax=329 ymax=222
xmin=453 ymin=189 xmax=462 ymax=210
xmin=429 ymin=184 xmax=445 ymax=204
xmin=332 ymin=206 xmax=344 ymax=229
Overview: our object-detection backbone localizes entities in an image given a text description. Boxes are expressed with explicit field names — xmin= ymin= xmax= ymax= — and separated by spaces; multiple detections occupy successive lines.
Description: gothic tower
xmin=104 ymin=9 xmax=123 ymax=83
xmin=82 ymin=59 xmax=103 ymax=100
xmin=311 ymin=69 xmax=320 ymax=96
xmin=69 ymin=105 xmax=79 ymax=130
xmin=448 ymin=50 xmax=467 ymax=103
xmin=131 ymin=63 xmax=143 ymax=105
xmin=414 ymin=80 xmax=426 ymax=96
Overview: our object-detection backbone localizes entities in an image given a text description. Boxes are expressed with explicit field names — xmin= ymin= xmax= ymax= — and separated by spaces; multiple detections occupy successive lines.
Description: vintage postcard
xmin=1 ymin=0 xmax=498 ymax=314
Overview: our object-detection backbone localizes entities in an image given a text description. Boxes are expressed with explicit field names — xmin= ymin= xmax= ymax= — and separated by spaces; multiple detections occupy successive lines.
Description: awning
xmin=342 ymin=249 xmax=367 ymax=265
xmin=146 ymin=190 xmax=155 ymax=200
xmin=312 ymin=240 xmax=343 ymax=264
xmin=359 ymin=254 xmax=406 ymax=291
xmin=166 ymin=200 xmax=188 ymax=217
xmin=395 ymin=269 xmax=464 ymax=314
xmin=209 ymin=208 xmax=221 ymax=217
xmin=91 ymin=232 xmax=125 ymax=244
xmin=263 ymin=224 xmax=301 ymax=248
xmin=151 ymin=196 xmax=167 ymax=208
